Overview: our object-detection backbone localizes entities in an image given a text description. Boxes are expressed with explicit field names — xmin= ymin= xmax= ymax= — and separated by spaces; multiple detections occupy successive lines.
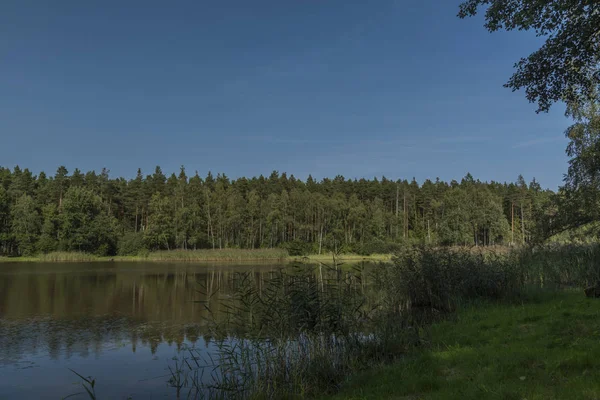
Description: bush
xmin=95 ymin=244 xmax=111 ymax=257
xmin=282 ymin=239 xmax=314 ymax=256
xmin=118 ymin=232 xmax=147 ymax=256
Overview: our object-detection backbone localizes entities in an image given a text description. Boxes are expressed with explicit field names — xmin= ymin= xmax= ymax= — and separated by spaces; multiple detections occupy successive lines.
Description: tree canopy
xmin=0 ymin=166 xmax=553 ymax=256
xmin=459 ymin=0 xmax=600 ymax=112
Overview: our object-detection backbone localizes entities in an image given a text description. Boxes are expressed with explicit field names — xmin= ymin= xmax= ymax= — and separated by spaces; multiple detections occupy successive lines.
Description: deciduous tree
xmin=459 ymin=0 xmax=600 ymax=112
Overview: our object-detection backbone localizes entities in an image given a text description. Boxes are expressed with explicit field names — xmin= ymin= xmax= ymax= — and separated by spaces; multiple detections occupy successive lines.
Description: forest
xmin=0 ymin=165 xmax=555 ymax=257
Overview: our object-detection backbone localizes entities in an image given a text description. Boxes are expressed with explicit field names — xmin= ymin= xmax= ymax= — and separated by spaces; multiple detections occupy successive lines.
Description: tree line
xmin=0 ymin=166 xmax=554 ymax=256
xmin=2 ymin=1 xmax=597 ymax=257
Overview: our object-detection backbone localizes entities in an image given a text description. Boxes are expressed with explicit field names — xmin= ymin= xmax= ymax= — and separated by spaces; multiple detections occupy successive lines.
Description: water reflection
xmin=0 ymin=262 xmax=373 ymax=399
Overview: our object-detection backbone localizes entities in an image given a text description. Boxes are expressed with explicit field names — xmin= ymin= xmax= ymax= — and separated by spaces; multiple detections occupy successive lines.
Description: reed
xmin=167 ymin=262 xmax=418 ymax=399
xmin=64 ymin=369 xmax=97 ymax=400
xmin=141 ymin=248 xmax=289 ymax=262
xmin=0 ymin=248 xmax=289 ymax=263
xmin=375 ymin=246 xmax=527 ymax=314
xmin=38 ymin=251 xmax=98 ymax=262
xmin=518 ymin=243 xmax=600 ymax=288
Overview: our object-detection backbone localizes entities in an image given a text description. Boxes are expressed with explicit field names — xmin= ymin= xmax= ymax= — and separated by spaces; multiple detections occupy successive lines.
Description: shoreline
xmin=289 ymin=253 xmax=392 ymax=263
xmin=0 ymin=252 xmax=392 ymax=264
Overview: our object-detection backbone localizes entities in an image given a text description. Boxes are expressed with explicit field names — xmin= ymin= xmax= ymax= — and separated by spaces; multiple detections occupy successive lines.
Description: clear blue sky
xmin=1 ymin=1 xmax=570 ymax=189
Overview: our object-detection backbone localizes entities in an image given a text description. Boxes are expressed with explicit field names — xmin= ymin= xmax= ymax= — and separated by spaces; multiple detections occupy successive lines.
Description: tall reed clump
xmin=374 ymin=246 xmax=526 ymax=314
xmin=38 ymin=251 xmax=97 ymax=262
xmin=518 ymin=243 xmax=600 ymax=288
xmin=168 ymin=264 xmax=418 ymax=399
xmin=375 ymin=244 xmax=600 ymax=316
xmin=145 ymin=248 xmax=289 ymax=262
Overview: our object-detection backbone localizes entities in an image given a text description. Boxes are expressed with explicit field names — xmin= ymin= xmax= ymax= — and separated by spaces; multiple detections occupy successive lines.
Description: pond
xmin=0 ymin=261 xmax=375 ymax=399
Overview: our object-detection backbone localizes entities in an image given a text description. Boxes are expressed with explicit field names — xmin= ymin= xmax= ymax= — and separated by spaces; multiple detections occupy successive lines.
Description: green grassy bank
xmin=329 ymin=290 xmax=600 ymax=400
xmin=0 ymin=249 xmax=390 ymax=263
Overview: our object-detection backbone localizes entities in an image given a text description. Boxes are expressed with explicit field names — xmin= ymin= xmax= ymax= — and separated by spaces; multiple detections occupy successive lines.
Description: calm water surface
xmin=0 ymin=262 xmax=286 ymax=399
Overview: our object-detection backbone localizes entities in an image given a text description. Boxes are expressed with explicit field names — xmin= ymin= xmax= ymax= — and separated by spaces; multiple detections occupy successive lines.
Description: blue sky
xmin=1 ymin=1 xmax=570 ymax=189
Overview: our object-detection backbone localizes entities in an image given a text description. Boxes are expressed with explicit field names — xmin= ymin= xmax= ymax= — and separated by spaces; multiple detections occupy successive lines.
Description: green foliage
xmin=437 ymin=187 xmax=471 ymax=245
xmin=549 ymin=221 xmax=600 ymax=244
xmin=90 ymin=213 xmax=119 ymax=256
xmin=10 ymin=194 xmax=40 ymax=256
xmin=459 ymin=0 xmax=600 ymax=112
xmin=36 ymin=204 xmax=59 ymax=254
xmin=439 ymin=183 xmax=510 ymax=246
xmin=281 ymin=238 xmax=314 ymax=256
xmin=554 ymin=101 xmax=600 ymax=235
xmin=117 ymin=231 xmax=146 ymax=256
xmin=0 ymin=186 xmax=10 ymax=253
xmin=144 ymin=193 xmax=174 ymax=250
xmin=59 ymin=187 xmax=118 ymax=255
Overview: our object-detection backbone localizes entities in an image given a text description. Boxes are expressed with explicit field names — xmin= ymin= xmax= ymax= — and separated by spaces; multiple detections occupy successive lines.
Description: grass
xmin=39 ymin=251 xmax=98 ymax=262
xmin=137 ymin=248 xmax=290 ymax=262
xmin=328 ymin=289 xmax=600 ymax=400
xmin=0 ymin=249 xmax=288 ymax=262
xmin=0 ymin=251 xmax=99 ymax=262
xmin=0 ymin=249 xmax=391 ymax=263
